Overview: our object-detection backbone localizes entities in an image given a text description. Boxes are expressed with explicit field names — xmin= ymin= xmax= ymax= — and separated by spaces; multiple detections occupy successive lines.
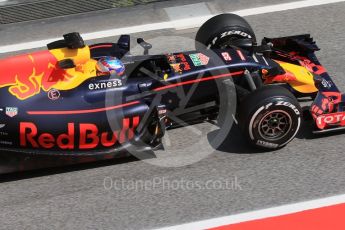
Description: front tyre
xmin=238 ymin=86 xmax=302 ymax=150
xmin=195 ymin=13 xmax=256 ymax=50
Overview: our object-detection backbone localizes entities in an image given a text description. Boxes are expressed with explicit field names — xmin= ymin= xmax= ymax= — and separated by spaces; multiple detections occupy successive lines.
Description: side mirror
xmin=137 ymin=38 xmax=152 ymax=55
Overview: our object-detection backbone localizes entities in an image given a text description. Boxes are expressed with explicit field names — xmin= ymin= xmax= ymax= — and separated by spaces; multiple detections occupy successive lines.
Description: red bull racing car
xmin=0 ymin=13 xmax=343 ymax=158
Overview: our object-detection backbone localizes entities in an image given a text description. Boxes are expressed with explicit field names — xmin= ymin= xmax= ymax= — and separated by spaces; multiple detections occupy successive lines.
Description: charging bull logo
xmin=0 ymin=51 xmax=70 ymax=100
xmin=20 ymin=117 xmax=140 ymax=150
xmin=0 ymin=47 xmax=97 ymax=100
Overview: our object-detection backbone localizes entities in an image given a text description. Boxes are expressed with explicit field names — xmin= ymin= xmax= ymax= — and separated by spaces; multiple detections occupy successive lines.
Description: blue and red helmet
xmin=96 ymin=57 xmax=125 ymax=76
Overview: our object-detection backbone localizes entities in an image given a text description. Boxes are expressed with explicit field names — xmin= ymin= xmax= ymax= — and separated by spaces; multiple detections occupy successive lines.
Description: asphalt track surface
xmin=2 ymin=1 xmax=345 ymax=229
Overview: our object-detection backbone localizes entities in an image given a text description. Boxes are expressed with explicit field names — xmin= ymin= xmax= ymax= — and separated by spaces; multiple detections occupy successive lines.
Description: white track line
xmin=155 ymin=194 xmax=345 ymax=230
xmin=1 ymin=0 xmax=345 ymax=54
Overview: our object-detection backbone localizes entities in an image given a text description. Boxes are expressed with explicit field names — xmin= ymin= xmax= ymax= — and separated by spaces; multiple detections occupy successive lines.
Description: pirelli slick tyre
xmin=238 ymin=86 xmax=302 ymax=150
xmin=195 ymin=13 xmax=256 ymax=50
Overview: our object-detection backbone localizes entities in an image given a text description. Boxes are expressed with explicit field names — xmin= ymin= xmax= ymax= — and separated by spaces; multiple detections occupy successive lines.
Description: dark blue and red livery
xmin=0 ymin=14 xmax=344 ymax=163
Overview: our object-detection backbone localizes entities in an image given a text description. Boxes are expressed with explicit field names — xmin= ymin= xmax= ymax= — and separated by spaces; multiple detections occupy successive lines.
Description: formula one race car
xmin=0 ymin=13 xmax=342 ymax=156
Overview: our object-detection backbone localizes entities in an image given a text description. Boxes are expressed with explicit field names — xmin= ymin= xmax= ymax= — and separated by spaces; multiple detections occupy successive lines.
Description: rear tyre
xmin=195 ymin=13 xmax=256 ymax=50
xmin=238 ymin=86 xmax=302 ymax=150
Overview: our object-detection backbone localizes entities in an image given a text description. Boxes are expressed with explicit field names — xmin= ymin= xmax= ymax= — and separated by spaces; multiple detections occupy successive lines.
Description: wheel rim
xmin=258 ymin=110 xmax=292 ymax=141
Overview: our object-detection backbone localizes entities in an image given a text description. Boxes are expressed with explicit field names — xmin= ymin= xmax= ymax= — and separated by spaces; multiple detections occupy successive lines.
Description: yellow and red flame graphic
xmin=0 ymin=46 xmax=97 ymax=100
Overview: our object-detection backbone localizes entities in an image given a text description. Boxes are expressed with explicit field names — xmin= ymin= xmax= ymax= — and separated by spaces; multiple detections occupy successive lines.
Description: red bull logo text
xmin=20 ymin=117 xmax=140 ymax=150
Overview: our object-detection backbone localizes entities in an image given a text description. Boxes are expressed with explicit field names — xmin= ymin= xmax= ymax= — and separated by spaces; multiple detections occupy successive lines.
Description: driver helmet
xmin=96 ymin=57 xmax=125 ymax=77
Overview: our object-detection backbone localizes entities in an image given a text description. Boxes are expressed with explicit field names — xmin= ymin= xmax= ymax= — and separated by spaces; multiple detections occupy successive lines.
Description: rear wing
xmin=47 ymin=32 xmax=85 ymax=50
